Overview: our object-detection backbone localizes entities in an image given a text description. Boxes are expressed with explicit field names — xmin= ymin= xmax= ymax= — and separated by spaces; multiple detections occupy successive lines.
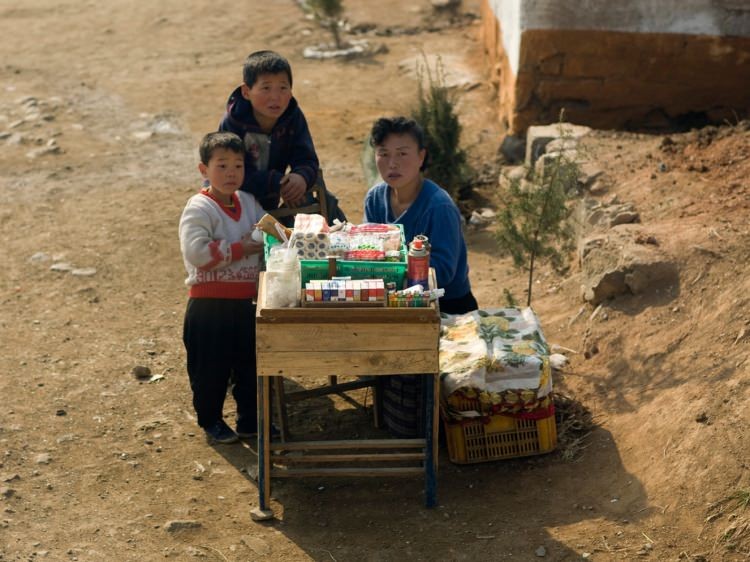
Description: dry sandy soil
xmin=1 ymin=1 xmax=749 ymax=561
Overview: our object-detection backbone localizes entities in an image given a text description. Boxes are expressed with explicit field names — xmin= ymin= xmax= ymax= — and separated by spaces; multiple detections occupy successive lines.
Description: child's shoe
xmin=204 ymin=419 xmax=239 ymax=444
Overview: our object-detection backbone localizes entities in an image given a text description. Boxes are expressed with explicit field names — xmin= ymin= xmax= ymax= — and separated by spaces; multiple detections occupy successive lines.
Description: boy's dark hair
xmin=199 ymin=132 xmax=245 ymax=165
xmin=370 ymin=116 xmax=429 ymax=171
xmin=243 ymin=50 xmax=293 ymax=88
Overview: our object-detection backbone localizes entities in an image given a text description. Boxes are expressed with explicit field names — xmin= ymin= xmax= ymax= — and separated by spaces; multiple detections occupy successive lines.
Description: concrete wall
xmin=482 ymin=0 xmax=750 ymax=134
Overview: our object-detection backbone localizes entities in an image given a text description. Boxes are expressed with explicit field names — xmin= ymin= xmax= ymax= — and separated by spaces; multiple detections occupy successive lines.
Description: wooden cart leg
xmin=272 ymin=376 xmax=289 ymax=442
xmin=423 ymin=373 xmax=438 ymax=508
xmin=373 ymin=376 xmax=383 ymax=429
xmin=251 ymin=377 xmax=273 ymax=522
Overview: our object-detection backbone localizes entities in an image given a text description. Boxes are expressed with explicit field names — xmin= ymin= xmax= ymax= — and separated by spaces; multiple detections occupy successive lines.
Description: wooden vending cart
xmin=253 ymin=271 xmax=441 ymax=520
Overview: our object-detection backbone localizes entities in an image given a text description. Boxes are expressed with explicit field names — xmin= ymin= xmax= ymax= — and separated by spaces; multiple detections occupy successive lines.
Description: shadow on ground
xmin=213 ymin=379 xmax=646 ymax=561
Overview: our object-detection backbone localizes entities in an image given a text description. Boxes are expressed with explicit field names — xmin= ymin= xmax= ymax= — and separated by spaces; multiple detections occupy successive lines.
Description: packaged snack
xmin=256 ymin=214 xmax=292 ymax=242
xmin=344 ymin=233 xmax=386 ymax=261
xmin=293 ymin=213 xmax=329 ymax=234
xmin=328 ymin=231 xmax=349 ymax=257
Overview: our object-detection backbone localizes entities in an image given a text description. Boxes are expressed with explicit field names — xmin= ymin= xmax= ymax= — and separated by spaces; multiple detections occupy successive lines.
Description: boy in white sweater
xmin=179 ymin=132 xmax=264 ymax=443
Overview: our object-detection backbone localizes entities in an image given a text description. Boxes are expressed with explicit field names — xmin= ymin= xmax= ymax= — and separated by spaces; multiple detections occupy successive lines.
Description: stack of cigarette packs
xmin=387 ymin=293 xmax=430 ymax=308
xmin=304 ymin=278 xmax=385 ymax=303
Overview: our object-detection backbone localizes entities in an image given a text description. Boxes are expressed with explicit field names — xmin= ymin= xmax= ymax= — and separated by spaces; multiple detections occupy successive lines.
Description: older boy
xmin=218 ymin=50 xmax=319 ymax=212
xmin=179 ymin=131 xmax=264 ymax=444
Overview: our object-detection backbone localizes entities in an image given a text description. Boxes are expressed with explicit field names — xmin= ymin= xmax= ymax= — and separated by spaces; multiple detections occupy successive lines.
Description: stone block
xmin=499 ymin=134 xmax=526 ymax=164
xmin=580 ymin=226 xmax=679 ymax=304
xmin=525 ymin=122 xmax=591 ymax=166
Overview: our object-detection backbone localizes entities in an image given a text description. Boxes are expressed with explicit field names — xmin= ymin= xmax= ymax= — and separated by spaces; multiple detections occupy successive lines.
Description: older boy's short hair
xmin=243 ymin=50 xmax=293 ymax=88
xmin=199 ymin=131 xmax=244 ymax=165
xmin=370 ymin=116 xmax=430 ymax=171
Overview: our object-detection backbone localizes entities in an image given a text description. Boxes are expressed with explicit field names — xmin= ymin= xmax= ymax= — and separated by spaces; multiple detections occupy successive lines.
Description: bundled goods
xmin=328 ymin=231 xmax=350 ymax=258
xmin=289 ymin=213 xmax=330 ymax=259
xmin=387 ymin=284 xmax=444 ymax=308
xmin=324 ymin=223 xmax=403 ymax=262
xmin=346 ymin=223 xmax=402 ymax=262
xmin=304 ymin=278 xmax=385 ymax=303
xmin=344 ymin=232 xmax=387 ymax=261
xmin=292 ymin=213 xmax=329 ymax=234
xmin=290 ymin=231 xmax=331 ymax=259
xmin=263 ymin=219 xmax=408 ymax=288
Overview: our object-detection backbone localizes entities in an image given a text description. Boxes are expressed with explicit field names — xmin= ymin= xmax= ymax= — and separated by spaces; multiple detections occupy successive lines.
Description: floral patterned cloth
xmin=439 ymin=308 xmax=553 ymax=417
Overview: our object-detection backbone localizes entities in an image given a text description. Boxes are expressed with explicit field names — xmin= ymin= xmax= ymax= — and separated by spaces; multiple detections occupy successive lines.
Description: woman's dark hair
xmin=370 ymin=116 xmax=429 ymax=171
xmin=243 ymin=50 xmax=293 ymax=88
xmin=199 ymin=132 xmax=245 ymax=165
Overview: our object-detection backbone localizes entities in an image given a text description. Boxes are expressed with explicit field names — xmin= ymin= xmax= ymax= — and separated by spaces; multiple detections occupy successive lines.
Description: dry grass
xmin=707 ymin=489 xmax=750 ymax=557
xmin=554 ymin=393 xmax=596 ymax=461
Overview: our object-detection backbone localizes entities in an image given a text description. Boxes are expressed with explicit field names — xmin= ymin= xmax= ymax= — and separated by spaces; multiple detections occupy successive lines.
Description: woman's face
xmin=374 ymin=133 xmax=426 ymax=191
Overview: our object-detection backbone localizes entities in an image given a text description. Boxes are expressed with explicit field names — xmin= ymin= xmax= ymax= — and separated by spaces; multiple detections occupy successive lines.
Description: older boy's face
xmin=198 ymin=148 xmax=244 ymax=201
xmin=241 ymin=72 xmax=292 ymax=126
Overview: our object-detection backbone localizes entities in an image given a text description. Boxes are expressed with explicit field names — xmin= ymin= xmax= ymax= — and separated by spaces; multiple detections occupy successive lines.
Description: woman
xmin=364 ymin=116 xmax=478 ymax=437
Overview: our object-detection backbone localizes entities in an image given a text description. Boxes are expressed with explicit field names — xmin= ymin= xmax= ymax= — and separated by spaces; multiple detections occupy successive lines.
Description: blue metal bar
xmin=424 ymin=373 xmax=437 ymax=508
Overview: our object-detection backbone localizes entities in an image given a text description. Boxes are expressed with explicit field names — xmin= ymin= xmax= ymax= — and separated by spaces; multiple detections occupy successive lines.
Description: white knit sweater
xmin=179 ymin=189 xmax=264 ymax=299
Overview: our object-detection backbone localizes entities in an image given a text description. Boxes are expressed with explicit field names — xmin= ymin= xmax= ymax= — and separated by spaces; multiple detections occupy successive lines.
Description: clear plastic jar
xmin=265 ymin=246 xmax=300 ymax=308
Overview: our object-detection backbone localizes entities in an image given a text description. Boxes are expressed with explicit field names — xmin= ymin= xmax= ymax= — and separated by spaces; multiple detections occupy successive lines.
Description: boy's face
xmin=374 ymin=133 xmax=426 ymax=191
xmin=198 ymin=148 xmax=244 ymax=200
xmin=241 ymin=72 xmax=292 ymax=126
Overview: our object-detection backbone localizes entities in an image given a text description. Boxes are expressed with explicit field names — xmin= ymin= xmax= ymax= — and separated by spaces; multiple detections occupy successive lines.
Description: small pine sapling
xmin=411 ymin=55 xmax=472 ymax=200
xmin=496 ymin=116 xmax=580 ymax=306
xmin=503 ymin=288 xmax=518 ymax=308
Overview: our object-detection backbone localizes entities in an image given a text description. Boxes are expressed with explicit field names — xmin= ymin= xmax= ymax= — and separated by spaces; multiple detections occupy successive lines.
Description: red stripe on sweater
xmin=230 ymin=242 xmax=244 ymax=262
xmin=201 ymin=189 xmax=242 ymax=221
xmin=189 ymin=281 xmax=257 ymax=299
xmin=199 ymin=240 xmax=225 ymax=271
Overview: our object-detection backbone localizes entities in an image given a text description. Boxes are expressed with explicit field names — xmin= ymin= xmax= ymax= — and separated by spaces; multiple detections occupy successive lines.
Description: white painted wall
xmin=488 ymin=0 xmax=750 ymax=74
xmin=487 ymin=0 xmax=522 ymax=74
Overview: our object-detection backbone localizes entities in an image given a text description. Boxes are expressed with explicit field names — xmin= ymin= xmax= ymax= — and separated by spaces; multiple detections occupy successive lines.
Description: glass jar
xmin=264 ymin=246 xmax=300 ymax=308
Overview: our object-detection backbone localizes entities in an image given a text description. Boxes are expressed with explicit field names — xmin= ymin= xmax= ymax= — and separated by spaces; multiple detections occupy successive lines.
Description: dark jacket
xmin=218 ymin=87 xmax=319 ymax=211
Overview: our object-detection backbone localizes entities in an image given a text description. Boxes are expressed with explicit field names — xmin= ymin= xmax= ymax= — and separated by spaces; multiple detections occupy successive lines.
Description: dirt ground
xmin=1 ymin=1 xmax=749 ymax=561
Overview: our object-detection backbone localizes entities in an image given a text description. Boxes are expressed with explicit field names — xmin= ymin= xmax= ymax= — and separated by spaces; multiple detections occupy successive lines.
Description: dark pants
xmin=182 ymin=298 xmax=257 ymax=430
xmin=439 ymin=291 xmax=479 ymax=315
xmin=382 ymin=291 xmax=479 ymax=438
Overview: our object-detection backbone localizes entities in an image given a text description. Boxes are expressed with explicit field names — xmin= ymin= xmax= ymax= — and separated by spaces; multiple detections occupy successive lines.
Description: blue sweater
xmin=364 ymin=179 xmax=471 ymax=300
xmin=219 ymin=87 xmax=319 ymax=211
